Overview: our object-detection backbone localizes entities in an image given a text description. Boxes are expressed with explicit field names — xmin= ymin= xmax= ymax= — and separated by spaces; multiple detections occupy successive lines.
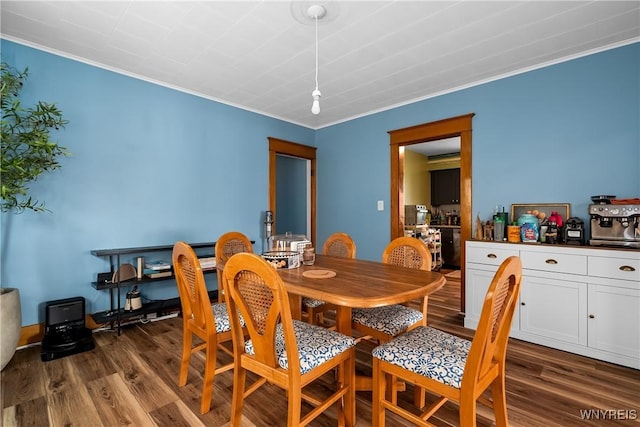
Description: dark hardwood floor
xmin=2 ymin=270 xmax=639 ymax=426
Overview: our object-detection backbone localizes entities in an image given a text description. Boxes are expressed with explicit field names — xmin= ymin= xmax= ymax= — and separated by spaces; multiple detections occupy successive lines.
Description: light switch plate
xmin=377 ymin=200 xmax=384 ymax=211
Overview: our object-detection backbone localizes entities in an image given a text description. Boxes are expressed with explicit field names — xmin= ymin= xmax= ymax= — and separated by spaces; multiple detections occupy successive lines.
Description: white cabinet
xmin=465 ymin=241 xmax=640 ymax=369
xmin=518 ymin=248 xmax=588 ymax=346
xmin=519 ymin=275 xmax=587 ymax=346
xmin=464 ymin=241 xmax=519 ymax=330
xmin=587 ymin=284 xmax=639 ymax=360
xmin=586 ymin=254 xmax=640 ymax=362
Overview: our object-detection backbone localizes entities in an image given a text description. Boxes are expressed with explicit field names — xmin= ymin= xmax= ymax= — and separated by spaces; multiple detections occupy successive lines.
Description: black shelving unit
xmin=91 ymin=242 xmax=218 ymax=334
xmin=91 ymin=290 xmax=218 ymax=324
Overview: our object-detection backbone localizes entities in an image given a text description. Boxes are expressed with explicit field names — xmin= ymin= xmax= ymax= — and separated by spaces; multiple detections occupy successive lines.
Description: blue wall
xmin=0 ymin=40 xmax=314 ymax=325
xmin=1 ymin=39 xmax=639 ymax=326
xmin=316 ymin=43 xmax=640 ymax=260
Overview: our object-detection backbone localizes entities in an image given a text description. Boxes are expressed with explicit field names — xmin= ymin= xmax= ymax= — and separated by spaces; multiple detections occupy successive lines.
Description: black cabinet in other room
xmin=430 ymin=168 xmax=460 ymax=206
xmin=440 ymin=227 xmax=461 ymax=268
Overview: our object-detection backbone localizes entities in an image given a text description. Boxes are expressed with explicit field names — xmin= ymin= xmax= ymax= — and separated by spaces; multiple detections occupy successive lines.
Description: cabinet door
xmin=587 ymin=284 xmax=640 ymax=360
xmin=464 ymin=266 xmax=495 ymax=330
xmin=519 ymin=276 xmax=587 ymax=345
xmin=430 ymin=168 xmax=460 ymax=205
xmin=441 ymin=228 xmax=454 ymax=267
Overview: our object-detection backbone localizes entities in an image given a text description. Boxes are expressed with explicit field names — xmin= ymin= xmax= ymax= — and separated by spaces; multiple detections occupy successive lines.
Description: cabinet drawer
xmin=588 ymin=256 xmax=640 ymax=282
xmin=466 ymin=246 xmax=519 ymax=266
xmin=521 ymin=251 xmax=587 ymax=275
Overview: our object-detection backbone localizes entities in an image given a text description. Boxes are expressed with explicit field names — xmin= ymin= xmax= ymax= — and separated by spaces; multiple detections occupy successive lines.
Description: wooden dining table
xmin=278 ymin=254 xmax=446 ymax=331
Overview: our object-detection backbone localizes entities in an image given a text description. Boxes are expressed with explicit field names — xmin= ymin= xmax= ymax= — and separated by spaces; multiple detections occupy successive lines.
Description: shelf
xmin=90 ymin=240 xmax=252 ymax=335
xmin=91 ymin=268 xmax=217 ymax=290
xmin=91 ymin=290 xmax=218 ymax=324
xmin=91 ymin=241 xmax=216 ymax=257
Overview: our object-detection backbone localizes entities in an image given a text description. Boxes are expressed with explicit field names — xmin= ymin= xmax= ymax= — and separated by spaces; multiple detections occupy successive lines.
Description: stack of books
xmin=198 ymin=256 xmax=216 ymax=271
xmin=144 ymin=260 xmax=172 ymax=279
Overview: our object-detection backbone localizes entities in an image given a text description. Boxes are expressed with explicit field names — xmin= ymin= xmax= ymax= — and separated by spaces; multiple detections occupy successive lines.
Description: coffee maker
xmin=589 ymin=204 xmax=640 ymax=248
xmin=563 ymin=217 xmax=585 ymax=245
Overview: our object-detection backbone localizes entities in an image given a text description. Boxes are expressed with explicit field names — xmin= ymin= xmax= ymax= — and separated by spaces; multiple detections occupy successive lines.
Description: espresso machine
xmin=589 ymin=204 xmax=640 ymax=248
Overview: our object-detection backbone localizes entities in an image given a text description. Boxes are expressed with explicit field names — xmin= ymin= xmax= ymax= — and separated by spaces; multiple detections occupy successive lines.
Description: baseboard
xmin=18 ymin=315 xmax=104 ymax=347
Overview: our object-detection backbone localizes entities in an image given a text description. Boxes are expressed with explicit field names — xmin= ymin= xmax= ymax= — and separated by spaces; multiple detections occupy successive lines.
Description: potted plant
xmin=0 ymin=61 xmax=69 ymax=370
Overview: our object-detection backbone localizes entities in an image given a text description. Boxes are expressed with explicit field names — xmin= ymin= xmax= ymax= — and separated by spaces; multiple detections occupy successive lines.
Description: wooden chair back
xmin=223 ymin=252 xmax=356 ymax=426
xmin=371 ymin=255 xmax=523 ymax=426
xmin=215 ymin=231 xmax=253 ymax=302
xmin=322 ymin=232 xmax=357 ymax=258
xmin=174 ymin=241 xmax=215 ymax=338
xmin=382 ymin=236 xmax=432 ymax=271
xmin=173 ymin=241 xmax=236 ymax=414
xmin=224 ymin=252 xmax=300 ymax=371
xmin=463 ymin=255 xmax=522 ymax=392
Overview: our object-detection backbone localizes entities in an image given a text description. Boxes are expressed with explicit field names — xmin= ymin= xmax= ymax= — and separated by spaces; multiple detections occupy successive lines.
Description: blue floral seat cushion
xmin=371 ymin=326 xmax=471 ymax=389
xmin=302 ymin=297 xmax=327 ymax=308
xmin=212 ymin=302 xmax=245 ymax=334
xmin=352 ymin=305 xmax=423 ymax=337
xmin=245 ymin=320 xmax=356 ymax=374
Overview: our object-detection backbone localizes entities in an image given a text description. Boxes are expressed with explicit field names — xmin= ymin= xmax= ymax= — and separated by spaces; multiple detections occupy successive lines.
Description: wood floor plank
xmin=100 ymin=334 xmax=179 ymax=413
xmin=46 ymin=385 xmax=104 ymax=427
xmin=1 ymin=348 xmax=47 ymax=408
xmin=84 ymin=373 xmax=155 ymax=426
xmin=148 ymin=400 xmax=206 ymax=427
xmin=2 ymin=396 xmax=49 ymax=427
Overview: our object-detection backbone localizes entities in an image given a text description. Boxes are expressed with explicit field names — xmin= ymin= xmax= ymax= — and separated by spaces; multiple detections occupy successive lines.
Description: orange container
xmin=507 ymin=225 xmax=521 ymax=242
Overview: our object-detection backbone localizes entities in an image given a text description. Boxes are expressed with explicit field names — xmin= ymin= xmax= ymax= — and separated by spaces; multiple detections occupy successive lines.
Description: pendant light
xmin=308 ymin=5 xmax=326 ymax=115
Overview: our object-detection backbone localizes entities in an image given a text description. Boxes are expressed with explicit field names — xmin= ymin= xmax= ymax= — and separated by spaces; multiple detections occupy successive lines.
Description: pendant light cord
xmin=314 ymin=13 xmax=319 ymax=91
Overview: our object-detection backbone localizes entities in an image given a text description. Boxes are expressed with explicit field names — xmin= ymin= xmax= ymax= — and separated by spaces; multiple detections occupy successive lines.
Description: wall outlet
xmin=377 ymin=200 xmax=384 ymax=211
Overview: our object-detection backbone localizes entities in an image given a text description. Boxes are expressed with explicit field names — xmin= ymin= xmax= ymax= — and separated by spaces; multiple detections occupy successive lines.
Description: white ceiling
xmin=1 ymin=1 xmax=638 ymax=130
xmin=407 ymin=136 xmax=460 ymax=157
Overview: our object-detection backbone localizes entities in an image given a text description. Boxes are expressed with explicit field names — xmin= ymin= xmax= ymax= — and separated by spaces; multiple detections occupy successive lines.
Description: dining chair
xmin=302 ymin=232 xmax=357 ymax=326
xmin=351 ymin=236 xmax=432 ymax=344
xmin=214 ymin=231 xmax=253 ymax=303
xmin=223 ymin=252 xmax=357 ymax=427
xmin=172 ymin=241 xmax=240 ymax=414
xmin=371 ymin=256 xmax=523 ymax=427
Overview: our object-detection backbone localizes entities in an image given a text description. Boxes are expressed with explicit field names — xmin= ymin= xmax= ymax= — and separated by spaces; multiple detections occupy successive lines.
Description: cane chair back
xmin=382 ymin=236 xmax=432 ymax=271
xmin=172 ymin=241 xmax=237 ymax=414
xmin=303 ymin=232 xmax=357 ymax=325
xmin=372 ymin=256 xmax=523 ymax=427
xmin=322 ymin=232 xmax=357 ymax=259
xmin=223 ymin=252 xmax=357 ymax=427
xmin=352 ymin=237 xmax=432 ymax=344
xmin=215 ymin=231 xmax=253 ymax=303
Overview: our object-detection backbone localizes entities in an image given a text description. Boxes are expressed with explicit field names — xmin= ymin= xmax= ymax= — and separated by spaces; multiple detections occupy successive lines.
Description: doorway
xmin=275 ymin=154 xmax=310 ymax=236
xmin=388 ymin=113 xmax=474 ymax=313
xmin=268 ymin=137 xmax=317 ymax=247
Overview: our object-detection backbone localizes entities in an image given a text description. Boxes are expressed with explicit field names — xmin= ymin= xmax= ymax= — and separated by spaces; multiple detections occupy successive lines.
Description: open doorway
xmin=268 ymin=137 xmax=317 ymax=247
xmin=388 ymin=114 xmax=474 ymax=313
xmin=404 ymin=138 xmax=461 ymax=270
xmin=275 ymin=154 xmax=310 ymax=236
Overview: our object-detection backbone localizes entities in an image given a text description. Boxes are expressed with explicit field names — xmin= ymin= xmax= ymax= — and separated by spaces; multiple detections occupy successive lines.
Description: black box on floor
xmin=41 ymin=296 xmax=95 ymax=362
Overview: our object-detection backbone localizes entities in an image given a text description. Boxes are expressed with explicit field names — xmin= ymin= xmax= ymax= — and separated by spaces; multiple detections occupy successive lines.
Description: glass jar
xmin=517 ymin=213 xmax=539 ymax=242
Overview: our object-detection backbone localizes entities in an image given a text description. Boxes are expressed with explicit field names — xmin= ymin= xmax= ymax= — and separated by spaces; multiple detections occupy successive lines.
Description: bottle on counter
xmin=493 ymin=215 xmax=505 ymax=241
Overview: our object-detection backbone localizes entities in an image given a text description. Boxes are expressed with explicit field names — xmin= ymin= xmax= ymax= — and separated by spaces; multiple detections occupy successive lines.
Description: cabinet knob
xmin=521 ymin=302 xmax=525 ymax=306
xmin=545 ymin=259 xmax=558 ymax=264
xmin=589 ymin=314 xmax=595 ymax=319
xmin=487 ymin=253 xmax=497 ymax=259
xmin=619 ymin=265 xmax=636 ymax=272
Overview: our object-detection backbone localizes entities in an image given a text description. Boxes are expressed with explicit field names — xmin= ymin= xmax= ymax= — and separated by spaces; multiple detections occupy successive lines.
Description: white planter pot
xmin=0 ymin=288 xmax=21 ymax=371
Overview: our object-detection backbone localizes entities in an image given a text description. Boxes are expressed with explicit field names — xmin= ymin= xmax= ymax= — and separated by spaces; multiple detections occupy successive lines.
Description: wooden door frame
xmin=268 ymin=137 xmax=317 ymax=247
xmin=388 ymin=113 xmax=474 ymax=313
